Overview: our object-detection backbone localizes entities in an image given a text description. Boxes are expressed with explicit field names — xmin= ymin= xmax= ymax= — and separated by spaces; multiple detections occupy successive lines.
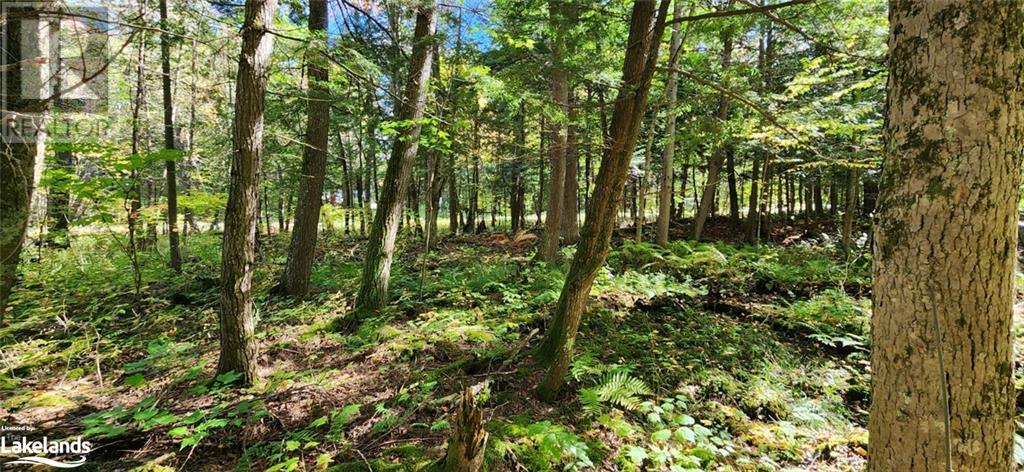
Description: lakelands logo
xmin=0 ymin=434 xmax=92 ymax=468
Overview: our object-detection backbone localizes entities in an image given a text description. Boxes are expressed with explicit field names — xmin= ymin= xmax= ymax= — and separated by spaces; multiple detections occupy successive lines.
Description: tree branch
xmin=666 ymin=0 xmax=815 ymax=25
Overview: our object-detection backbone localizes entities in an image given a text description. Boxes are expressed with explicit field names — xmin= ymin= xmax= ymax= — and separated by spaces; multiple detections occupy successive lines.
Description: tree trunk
xmin=540 ymin=1 xmax=569 ymax=262
xmin=725 ymin=146 xmax=739 ymax=224
xmin=561 ymin=99 xmax=579 ymax=243
xmin=352 ymin=4 xmax=436 ymax=313
xmin=0 ymin=16 xmax=46 ymax=319
xmin=869 ymin=1 xmax=1023 ymax=470
xmin=636 ymin=115 xmax=656 ymax=242
xmin=282 ymin=0 xmax=329 ymax=297
xmin=45 ymin=147 xmax=73 ymax=248
xmin=692 ymin=32 xmax=733 ymax=241
xmin=443 ymin=388 xmax=487 ymax=472
xmin=217 ymin=0 xmax=277 ymax=386
xmin=159 ymin=0 xmax=182 ymax=272
xmin=840 ymin=168 xmax=858 ymax=254
xmin=536 ymin=0 xmax=669 ymax=400
xmin=746 ymin=150 xmax=762 ymax=242
xmin=656 ymin=0 xmax=684 ymax=247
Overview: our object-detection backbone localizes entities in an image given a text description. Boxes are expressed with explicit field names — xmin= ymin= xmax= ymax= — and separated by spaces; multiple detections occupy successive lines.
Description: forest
xmin=0 ymin=0 xmax=1021 ymax=470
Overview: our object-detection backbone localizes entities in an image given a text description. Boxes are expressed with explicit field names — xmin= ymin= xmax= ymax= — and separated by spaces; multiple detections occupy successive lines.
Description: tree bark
xmin=282 ymin=0 xmax=329 ymax=297
xmin=536 ymin=0 xmax=670 ymax=400
xmin=840 ymin=167 xmax=858 ymax=254
xmin=869 ymin=1 xmax=1023 ymax=470
xmin=0 ymin=13 xmax=46 ymax=319
xmin=656 ymin=0 xmax=684 ymax=247
xmin=158 ymin=0 xmax=182 ymax=272
xmin=636 ymin=114 xmax=656 ymax=242
xmin=540 ymin=0 xmax=569 ymax=262
xmin=561 ymin=97 xmax=580 ymax=242
xmin=352 ymin=4 xmax=436 ymax=313
xmin=217 ymin=0 xmax=277 ymax=386
xmin=443 ymin=388 xmax=487 ymax=472
xmin=693 ymin=32 xmax=733 ymax=240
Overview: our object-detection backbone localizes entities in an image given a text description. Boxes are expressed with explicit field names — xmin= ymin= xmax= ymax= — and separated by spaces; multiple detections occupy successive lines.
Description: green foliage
xmin=489 ymin=418 xmax=595 ymax=471
xmin=580 ymin=371 xmax=653 ymax=415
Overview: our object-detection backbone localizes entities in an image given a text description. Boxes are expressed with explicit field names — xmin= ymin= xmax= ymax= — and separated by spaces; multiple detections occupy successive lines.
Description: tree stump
xmin=443 ymin=387 xmax=487 ymax=472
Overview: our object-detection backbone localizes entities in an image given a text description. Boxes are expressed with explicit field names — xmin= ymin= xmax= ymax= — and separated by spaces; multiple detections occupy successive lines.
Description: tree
xmin=1 ymin=4 xmax=49 ymax=321
xmin=282 ymin=0 xmax=330 ymax=298
xmin=159 ymin=0 xmax=182 ymax=272
xmin=869 ymin=1 xmax=1023 ymax=470
xmin=539 ymin=0 xmax=569 ymax=262
xmin=536 ymin=0 xmax=670 ymax=400
xmin=656 ymin=0 xmax=684 ymax=247
xmin=351 ymin=2 xmax=436 ymax=313
xmin=218 ymin=0 xmax=277 ymax=386
xmin=692 ymin=30 xmax=733 ymax=241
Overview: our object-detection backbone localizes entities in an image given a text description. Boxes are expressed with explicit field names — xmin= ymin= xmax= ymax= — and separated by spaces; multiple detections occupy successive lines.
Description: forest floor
xmin=0 ymin=218 xmax=1002 ymax=471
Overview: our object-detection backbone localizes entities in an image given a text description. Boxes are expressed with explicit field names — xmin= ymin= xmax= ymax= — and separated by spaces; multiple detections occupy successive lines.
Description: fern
xmin=580 ymin=372 xmax=652 ymax=415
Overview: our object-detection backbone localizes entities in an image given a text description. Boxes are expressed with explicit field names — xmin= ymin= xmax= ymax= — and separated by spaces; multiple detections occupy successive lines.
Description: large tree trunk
xmin=655 ymin=0 xmax=684 ymax=247
xmin=352 ymin=4 xmax=435 ymax=313
xmin=217 ymin=0 xmax=277 ymax=386
xmin=869 ymin=1 xmax=1023 ymax=470
xmin=539 ymin=0 xmax=569 ymax=262
xmin=693 ymin=32 xmax=733 ymax=241
xmin=2 ymin=5 xmax=50 ymax=319
xmin=536 ymin=0 xmax=669 ymax=400
xmin=159 ymin=0 xmax=182 ymax=272
xmin=283 ymin=0 xmax=329 ymax=297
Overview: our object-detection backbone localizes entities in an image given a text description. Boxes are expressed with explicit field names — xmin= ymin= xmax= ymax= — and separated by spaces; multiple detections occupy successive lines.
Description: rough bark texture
xmin=443 ymin=388 xmax=487 ymax=472
xmin=1 ymin=6 xmax=48 ymax=320
xmin=540 ymin=0 xmax=569 ymax=262
xmin=282 ymin=0 xmax=329 ymax=297
xmin=217 ymin=0 xmax=277 ymax=386
xmin=656 ymin=0 xmax=684 ymax=247
xmin=160 ymin=0 xmax=182 ymax=272
xmin=353 ymin=4 xmax=435 ymax=312
xmin=869 ymin=1 xmax=1024 ymax=470
xmin=536 ymin=0 xmax=669 ymax=400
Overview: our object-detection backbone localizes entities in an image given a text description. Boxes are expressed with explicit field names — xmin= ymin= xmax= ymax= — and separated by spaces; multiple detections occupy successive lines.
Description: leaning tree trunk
xmin=282 ymin=0 xmax=329 ymax=297
xmin=869 ymin=1 xmax=1024 ymax=470
xmin=217 ymin=0 xmax=277 ymax=387
xmin=159 ymin=0 xmax=182 ymax=272
xmin=539 ymin=0 xmax=569 ymax=262
xmin=351 ymin=4 xmax=435 ymax=313
xmin=536 ymin=0 xmax=670 ymax=400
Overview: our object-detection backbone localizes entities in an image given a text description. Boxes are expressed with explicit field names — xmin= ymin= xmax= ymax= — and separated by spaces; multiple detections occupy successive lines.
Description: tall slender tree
xmin=536 ymin=0 xmax=670 ymax=400
xmin=539 ymin=0 xmax=570 ymax=262
xmin=870 ymin=1 xmax=1023 ymax=469
xmin=656 ymin=0 xmax=684 ymax=247
xmin=282 ymin=0 xmax=330 ymax=297
xmin=350 ymin=2 xmax=436 ymax=314
xmin=693 ymin=30 xmax=733 ymax=240
xmin=217 ymin=0 xmax=277 ymax=386
xmin=159 ymin=0 xmax=181 ymax=272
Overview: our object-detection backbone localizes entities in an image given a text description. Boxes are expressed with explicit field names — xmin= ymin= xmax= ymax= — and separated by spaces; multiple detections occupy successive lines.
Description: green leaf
xmin=123 ymin=373 xmax=146 ymax=388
